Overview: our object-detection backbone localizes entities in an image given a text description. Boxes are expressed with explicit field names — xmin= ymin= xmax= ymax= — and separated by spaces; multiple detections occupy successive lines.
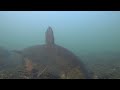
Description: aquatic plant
xmin=24 ymin=58 xmax=33 ymax=73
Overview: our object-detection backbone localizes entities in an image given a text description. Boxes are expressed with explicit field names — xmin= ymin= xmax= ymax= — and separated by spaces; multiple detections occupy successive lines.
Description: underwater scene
xmin=0 ymin=11 xmax=120 ymax=79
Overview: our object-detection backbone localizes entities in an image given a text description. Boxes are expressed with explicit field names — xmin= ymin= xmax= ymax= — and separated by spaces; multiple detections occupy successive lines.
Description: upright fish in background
xmin=45 ymin=26 xmax=54 ymax=45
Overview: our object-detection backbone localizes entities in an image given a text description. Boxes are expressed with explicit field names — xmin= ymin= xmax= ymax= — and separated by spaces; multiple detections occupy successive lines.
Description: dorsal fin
xmin=45 ymin=26 xmax=55 ymax=45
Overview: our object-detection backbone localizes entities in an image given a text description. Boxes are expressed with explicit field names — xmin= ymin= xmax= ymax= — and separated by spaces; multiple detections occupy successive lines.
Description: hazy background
xmin=0 ymin=11 xmax=120 ymax=57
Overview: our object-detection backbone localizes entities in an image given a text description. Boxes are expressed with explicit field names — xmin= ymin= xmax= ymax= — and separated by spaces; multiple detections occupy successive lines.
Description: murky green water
xmin=0 ymin=11 xmax=120 ymax=79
